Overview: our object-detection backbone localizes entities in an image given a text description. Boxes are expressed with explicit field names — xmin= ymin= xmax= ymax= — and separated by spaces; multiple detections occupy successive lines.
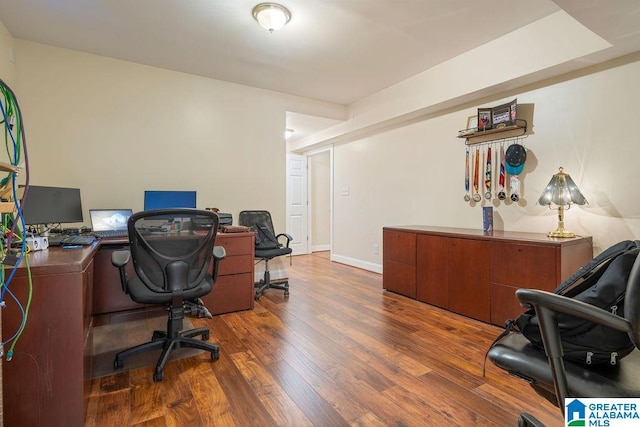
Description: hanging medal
xmin=464 ymin=147 xmax=470 ymax=201
xmin=472 ymin=147 xmax=481 ymax=202
xmin=505 ymin=142 xmax=527 ymax=202
xmin=484 ymin=145 xmax=492 ymax=200
xmin=497 ymin=144 xmax=506 ymax=200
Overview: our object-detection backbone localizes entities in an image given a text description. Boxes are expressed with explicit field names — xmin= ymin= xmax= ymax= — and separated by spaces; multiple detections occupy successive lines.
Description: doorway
xmin=307 ymin=149 xmax=332 ymax=255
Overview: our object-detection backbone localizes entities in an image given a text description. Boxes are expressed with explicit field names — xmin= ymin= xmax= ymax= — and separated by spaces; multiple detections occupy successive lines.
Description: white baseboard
xmin=331 ymin=253 xmax=382 ymax=274
xmin=311 ymin=244 xmax=331 ymax=252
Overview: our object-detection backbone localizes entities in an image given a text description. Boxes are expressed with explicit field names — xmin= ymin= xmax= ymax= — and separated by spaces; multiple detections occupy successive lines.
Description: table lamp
xmin=537 ymin=167 xmax=587 ymax=238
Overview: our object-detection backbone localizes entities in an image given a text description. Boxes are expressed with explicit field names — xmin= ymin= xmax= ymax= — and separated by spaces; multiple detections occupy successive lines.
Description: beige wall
xmin=309 ymin=150 xmax=330 ymax=250
xmin=331 ymin=56 xmax=640 ymax=270
xmin=11 ymin=40 xmax=341 ymax=232
xmin=0 ymin=20 xmax=14 ymax=86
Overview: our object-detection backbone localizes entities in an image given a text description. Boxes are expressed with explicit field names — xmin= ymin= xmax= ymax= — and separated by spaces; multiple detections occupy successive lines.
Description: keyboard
xmin=48 ymin=234 xmax=97 ymax=246
xmin=93 ymin=230 xmax=128 ymax=238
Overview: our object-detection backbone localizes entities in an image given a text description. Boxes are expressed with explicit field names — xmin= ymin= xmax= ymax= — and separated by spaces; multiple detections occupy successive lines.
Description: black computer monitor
xmin=21 ymin=185 xmax=84 ymax=225
xmin=143 ymin=190 xmax=197 ymax=210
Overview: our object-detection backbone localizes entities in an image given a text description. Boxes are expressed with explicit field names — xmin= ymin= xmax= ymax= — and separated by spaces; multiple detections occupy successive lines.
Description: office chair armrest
xmin=516 ymin=288 xmax=633 ymax=409
xmin=211 ymin=246 xmax=226 ymax=282
xmin=111 ymin=250 xmax=131 ymax=268
xmin=111 ymin=250 xmax=131 ymax=293
xmin=516 ymin=289 xmax=632 ymax=332
xmin=277 ymin=233 xmax=293 ymax=247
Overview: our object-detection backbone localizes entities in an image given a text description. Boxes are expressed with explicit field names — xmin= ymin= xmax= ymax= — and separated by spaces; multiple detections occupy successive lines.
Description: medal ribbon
xmin=465 ymin=147 xmax=469 ymax=194
xmin=473 ymin=148 xmax=479 ymax=194
xmin=485 ymin=147 xmax=492 ymax=194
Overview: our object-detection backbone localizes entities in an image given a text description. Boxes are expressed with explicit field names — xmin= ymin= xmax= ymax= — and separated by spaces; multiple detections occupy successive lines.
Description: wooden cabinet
xmin=203 ymin=232 xmax=255 ymax=315
xmin=384 ymin=226 xmax=593 ymax=326
xmin=2 ymin=247 xmax=96 ymax=427
xmin=382 ymin=230 xmax=416 ymax=298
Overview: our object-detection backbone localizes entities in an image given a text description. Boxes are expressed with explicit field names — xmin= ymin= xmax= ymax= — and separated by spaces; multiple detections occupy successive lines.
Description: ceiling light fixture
xmin=285 ymin=128 xmax=295 ymax=139
xmin=252 ymin=3 xmax=291 ymax=33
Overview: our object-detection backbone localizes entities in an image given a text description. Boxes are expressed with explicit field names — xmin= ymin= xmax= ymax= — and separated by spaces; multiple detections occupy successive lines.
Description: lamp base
xmin=548 ymin=228 xmax=576 ymax=238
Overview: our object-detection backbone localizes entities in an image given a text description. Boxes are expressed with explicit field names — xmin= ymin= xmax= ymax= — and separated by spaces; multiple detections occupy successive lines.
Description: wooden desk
xmin=92 ymin=232 xmax=255 ymax=315
xmin=2 ymin=244 xmax=96 ymax=427
xmin=383 ymin=226 xmax=593 ymax=326
xmin=1 ymin=231 xmax=254 ymax=426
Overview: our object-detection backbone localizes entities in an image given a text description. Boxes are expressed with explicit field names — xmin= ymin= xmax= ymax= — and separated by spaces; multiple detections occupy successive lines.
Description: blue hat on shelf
xmin=505 ymin=143 xmax=526 ymax=175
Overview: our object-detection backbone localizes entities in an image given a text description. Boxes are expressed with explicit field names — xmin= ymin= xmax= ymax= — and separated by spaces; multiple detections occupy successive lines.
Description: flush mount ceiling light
xmin=252 ymin=3 xmax=291 ymax=33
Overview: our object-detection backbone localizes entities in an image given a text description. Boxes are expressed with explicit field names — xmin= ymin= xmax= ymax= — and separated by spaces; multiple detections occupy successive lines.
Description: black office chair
xmin=111 ymin=208 xmax=226 ymax=382
xmin=487 ymin=252 xmax=640 ymax=426
xmin=238 ymin=210 xmax=292 ymax=300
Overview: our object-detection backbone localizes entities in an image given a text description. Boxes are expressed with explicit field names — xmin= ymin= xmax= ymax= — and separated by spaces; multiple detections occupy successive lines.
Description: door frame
xmin=305 ymin=146 xmax=333 ymax=255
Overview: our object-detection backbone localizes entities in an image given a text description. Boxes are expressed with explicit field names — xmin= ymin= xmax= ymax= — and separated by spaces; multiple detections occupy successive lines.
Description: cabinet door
xmin=416 ymin=235 xmax=448 ymax=308
xmin=447 ymin=238 xmax=490 ymax=323
xmin=383 ymin=231 xmax=416 ymax=298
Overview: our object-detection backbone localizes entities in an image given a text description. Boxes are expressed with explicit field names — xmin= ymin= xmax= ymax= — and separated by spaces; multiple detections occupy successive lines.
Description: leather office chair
xmin=111 ymin=208 xmax=226 ymax=382
xmin=238 ymin=210 xmax=292 ymax=300
xmin=487 ymin=252 xmax=640 ymax=426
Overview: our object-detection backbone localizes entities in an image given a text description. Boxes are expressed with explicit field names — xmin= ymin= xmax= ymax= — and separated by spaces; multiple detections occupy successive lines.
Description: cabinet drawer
xmin=202 ymin=272 xmax=254 ymax=315
xmin=490 ymin=242 xmax=557 ymax=289
xmin=215 ymin=254 xmax=253 ymax=276
xmin=383 ymin=231 xmax=416 ymax=265
xmin=216 ymin=234 xmax=254 ymax=255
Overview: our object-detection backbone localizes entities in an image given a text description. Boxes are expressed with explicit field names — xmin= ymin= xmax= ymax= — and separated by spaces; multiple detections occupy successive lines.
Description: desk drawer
xmin=490 ymin=242 xmax=557 ymax=289
xmin=215 ymin=254 xmax=253 ymax=276
xmin=203 ymin=272 xmax=254 ymax=315
xmin=217 ymin=234 xmax=253 ymax=255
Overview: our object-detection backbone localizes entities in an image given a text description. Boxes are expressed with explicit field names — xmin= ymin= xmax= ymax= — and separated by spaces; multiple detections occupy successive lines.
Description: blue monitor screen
xmin=144 ymin=190 xmax=197 ymax=210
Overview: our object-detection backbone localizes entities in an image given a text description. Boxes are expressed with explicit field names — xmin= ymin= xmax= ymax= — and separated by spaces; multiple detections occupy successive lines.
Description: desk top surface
xmin=384 ymin=225 xmax=592 ymax=246
xmin=8 ymin=231 xmax=254 ymax=276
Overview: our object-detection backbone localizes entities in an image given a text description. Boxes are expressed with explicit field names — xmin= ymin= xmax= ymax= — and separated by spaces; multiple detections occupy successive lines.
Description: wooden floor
xmin=85 ymin=252 xmax=564 ymax=426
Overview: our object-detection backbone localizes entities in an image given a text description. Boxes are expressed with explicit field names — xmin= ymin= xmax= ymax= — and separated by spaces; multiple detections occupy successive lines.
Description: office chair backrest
xmin=128 ymin=209 xmax=219 ymax=293
xmin=238 ymin=210 xmax=275 ymax=234
xmin=625 ymin=253 xmax=640 ymax=346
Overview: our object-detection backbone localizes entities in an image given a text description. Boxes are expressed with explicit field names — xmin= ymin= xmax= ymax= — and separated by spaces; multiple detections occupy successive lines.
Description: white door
xmin=286 ymin=153 xmax=308 ymax=255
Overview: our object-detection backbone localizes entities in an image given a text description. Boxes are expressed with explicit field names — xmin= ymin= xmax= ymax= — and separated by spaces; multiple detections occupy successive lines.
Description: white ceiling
xmin=1 ymin=0 xmax=639 ymax=138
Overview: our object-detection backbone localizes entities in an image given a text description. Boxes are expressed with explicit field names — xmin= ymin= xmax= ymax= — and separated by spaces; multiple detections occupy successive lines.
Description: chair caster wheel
xmin=284 ymin=290 xmax=289 ymax=297
xmin=211 ymin=349 xmax=220 ymax=360
xmin=152 ymin=331 xmax=164 ymax=341
xmin=202 ymin=331 xmax=210 ymax=341
xmin=153 ymin=371 xmax=163 ymax=382
xmin=114 ymin=358 xmax=124 ymax=369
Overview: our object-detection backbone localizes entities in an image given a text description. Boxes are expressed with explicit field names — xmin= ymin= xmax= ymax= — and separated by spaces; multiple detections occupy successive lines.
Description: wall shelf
xmin=458 ymin=119 xmax=527 ymax=145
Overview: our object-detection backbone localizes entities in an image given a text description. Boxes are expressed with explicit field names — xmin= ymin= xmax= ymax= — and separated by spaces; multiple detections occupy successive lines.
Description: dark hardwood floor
xmin=85 ymin=252 xmax=563 ymax=426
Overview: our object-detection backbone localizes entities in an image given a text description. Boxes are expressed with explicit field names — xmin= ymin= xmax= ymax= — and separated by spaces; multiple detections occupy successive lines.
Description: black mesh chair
xmin=239 ymin=210 xmax=292 ymax=300
xmin=111 ymin=208 xmax=226 ymax=382
xmin=487 ymin=253 xmax=640 ymax=426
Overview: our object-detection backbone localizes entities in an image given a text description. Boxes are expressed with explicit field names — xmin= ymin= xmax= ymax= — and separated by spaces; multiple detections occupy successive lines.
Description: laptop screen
xmin=90 ymin=209 xmax=133 ymax=232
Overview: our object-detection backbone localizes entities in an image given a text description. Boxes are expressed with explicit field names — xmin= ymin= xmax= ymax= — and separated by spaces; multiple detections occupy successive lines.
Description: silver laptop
xmin=89 ymin=209 xmax=133 ymax=238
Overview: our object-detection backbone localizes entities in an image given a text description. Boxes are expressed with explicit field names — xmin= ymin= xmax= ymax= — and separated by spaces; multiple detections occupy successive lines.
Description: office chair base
xmin=114 ymin=327 xmax=219 ymax=382
xmin=517 ymin=413 xmax=545 ymax=427
xmin=254 ymin=263 xmax=290 ymax=300
xmin=255 ymin=280 xmax=289 ymax=300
